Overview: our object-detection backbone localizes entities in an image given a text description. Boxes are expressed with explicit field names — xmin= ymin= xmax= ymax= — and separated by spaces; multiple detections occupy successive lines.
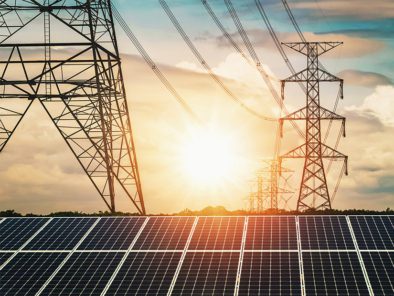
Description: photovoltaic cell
xmin=0 ymin=252 xmax=66 ymax=296
xmin=188 ymin=217 xmax=244 ymax=250
xmin=299 ymin=216 xmax=354 ymax=250
xmin=107 ymin=252 xmax=181 ymax=295
xmin=0 ymin=252 xmax=13 ymax=265
xmin=350 ymin=216 xmax=394 ymax=250
xmin=172 ymin=251 xmax=239 ymax=295
xmin=41 ymin=252 xmax=123 ymax=295
xmin=303 ymin=252 xmax=369 ymax=296
xmin=78 ymin=217 xmax=145 ymax=250
xmin=239 ymin=252 xmax=301 ymax=296
xmin=0 ymin=218 xmax=49 ymax=250
xmin=25 ymin=218 xmax=96 ymax=250
xmin=362 ymin=252 xmax=394 ymax=295
xmin=133 ymin=217 xmax=194 ymax=250
xmin=245 ymin=216 xmax=297 ymax=250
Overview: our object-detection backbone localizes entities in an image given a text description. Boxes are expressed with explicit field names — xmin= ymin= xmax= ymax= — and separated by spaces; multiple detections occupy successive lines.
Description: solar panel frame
xmin=299 ymin=216 xmax=355 ymax=250
xmin=25 ymin=217 xmax=97 ymax=250
xmin=172 ymin=251 xmax=240 ymax=296
xmin=78 ymin=217 xmax=145 ymax=250
xmin=245 ymin=216 xmax=298 ymax=250
xmin=0 ymin=252 xmax=67 ymax=296
xmin=106 ymin=251 xmax=181 ymax=295
xmin=132 ymin=216 xmax=195 ymax=250
xmin=0 ymin=218 xmax=49 ymax=250
xmin=41 ymin=251 xmax=124 ymax=295
xmin=361 ymin=251 xmax=394 ymax=295
xmin=188 ymin=216 xmax=245 ymax=250
xmin=350 ymin=215 xmax=394 ymax=250
xmin=303 ymin=251 xmax=370 ymax=296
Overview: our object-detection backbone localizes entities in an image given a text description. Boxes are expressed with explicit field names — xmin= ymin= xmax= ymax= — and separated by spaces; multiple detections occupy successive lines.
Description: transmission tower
xmin=248 ymin=159 xmax=293 ymax=212
xmin=279 ymin=42 xmax=348 ymax=211
xmin=0 ymin=0 xmax=145 ymax=214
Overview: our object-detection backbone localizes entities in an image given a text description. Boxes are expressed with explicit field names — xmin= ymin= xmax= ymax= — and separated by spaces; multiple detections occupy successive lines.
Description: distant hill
xmin=0 ymin=207 xmax=393 ymax=217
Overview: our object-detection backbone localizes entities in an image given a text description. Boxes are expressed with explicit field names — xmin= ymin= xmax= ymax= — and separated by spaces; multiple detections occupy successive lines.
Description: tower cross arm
xmin=282 ymin=68 xmax=343 ymax=83
xmin=281 ymin=41 xmax=343 ymax=56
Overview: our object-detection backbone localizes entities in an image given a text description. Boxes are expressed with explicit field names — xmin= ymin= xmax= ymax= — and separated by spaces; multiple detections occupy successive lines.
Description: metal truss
xmin=0 ymin=0 xmax=145 ymax=214
xmin=279 ymin=42 xmax=348 ymax=211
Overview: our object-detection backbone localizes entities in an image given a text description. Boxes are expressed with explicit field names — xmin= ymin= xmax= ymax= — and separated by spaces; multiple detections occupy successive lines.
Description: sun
xmin=180 ymin=127 xmax=238 ymax=186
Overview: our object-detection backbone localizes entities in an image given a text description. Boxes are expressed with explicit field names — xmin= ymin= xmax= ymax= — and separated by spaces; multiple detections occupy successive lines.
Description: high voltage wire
xmin=220 ymin=0 xmax=305 ymax=152
xmin=110 ymin=3 xmax=202 ymax=125
xmin=159 ymin=0 xmax=276 ymax=122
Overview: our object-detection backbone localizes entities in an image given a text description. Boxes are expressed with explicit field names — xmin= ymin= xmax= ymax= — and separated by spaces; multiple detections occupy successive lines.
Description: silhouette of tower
xmin=280 ymin=42 xmax=347 ymax=211
xmin=0 ymin=0 xmax=145 ymax=214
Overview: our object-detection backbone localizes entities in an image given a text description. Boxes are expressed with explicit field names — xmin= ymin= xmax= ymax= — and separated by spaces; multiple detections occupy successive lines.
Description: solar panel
xmin=106 ymin=251 xmax=181 ymax=295
xmin=362 ymin=251 xmax=394 ymax=295
xmin=41 ymin=252 xmax=123 ymax=295
xmin=303 ymin=251 xmax=369 ymax=296
xmin=299 ymin=216 xmax=354 ymax=250
xmin=245 ymin=216 xmax=297 ymax=250
xmin=0 ymin=218 xmax=49 ymax=250
xmin=188 ymin=217 xmax=244 ymax=250
xmin=0 ymin=215 xmax=391 ymax=295
xmin=350 ymin=216 xmax=394 ymax=250
xmin=239 ymin=252 xmax=301 ymax=296
xmin=172 ymin=251 xmax=239 ymax=295
xmin=0 ymin=252 xmax=67 ymax=296
xmin=78 ymin=217 xmax=145 ymax=250
xmin=133 ymin=217 xmax=195 ymax=250
xmin=25 ymin=218 xmax=96 ymax=250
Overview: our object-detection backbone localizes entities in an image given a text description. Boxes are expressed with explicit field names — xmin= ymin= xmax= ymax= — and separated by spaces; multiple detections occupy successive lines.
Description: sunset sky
xmin=0 ymin=0 xmax=393 ymax=214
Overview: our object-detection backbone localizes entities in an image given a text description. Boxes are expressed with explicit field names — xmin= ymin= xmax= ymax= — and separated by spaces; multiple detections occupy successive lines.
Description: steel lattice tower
xmin=279 ymin=42 xmax=348 ymax=211
xmin=0 ymin=0 xmax=145 ymax=214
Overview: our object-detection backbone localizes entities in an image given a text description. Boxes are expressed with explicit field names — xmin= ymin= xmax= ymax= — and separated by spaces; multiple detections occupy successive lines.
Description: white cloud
xmin=347 ymin=85 xmax=394 ymax=127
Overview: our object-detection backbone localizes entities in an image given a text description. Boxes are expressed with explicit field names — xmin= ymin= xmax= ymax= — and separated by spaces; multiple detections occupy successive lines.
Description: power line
xmin=159 ymin=0 xmax=276 ymax=122
xmin=111 ymin=3 xmax=202 ymax=125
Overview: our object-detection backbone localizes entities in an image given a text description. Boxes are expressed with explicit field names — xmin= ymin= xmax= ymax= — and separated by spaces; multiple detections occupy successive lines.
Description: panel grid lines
xmin=35 ymin=217 xmax=102 ymax=296
xmin=78 ymin=217 xmax=145 ymax=250
xmin=133 ymin=217 xmax=195 ymax=250
xmin=0 ymin=218 xmax=53 ymax=270
xmin=100 ymin=216 xmax=149 ymax=296
xmin=25 ymin=218 xmax=98 ymax=250
xmin=0 ymin=218 xmax=50 ymax=250
xmin=167 ymin=217 xmax=198 ymax=296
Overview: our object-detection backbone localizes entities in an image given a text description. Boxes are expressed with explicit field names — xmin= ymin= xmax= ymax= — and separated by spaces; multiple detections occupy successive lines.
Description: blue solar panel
xmin=0 ymin=218 xmax=49 ymax=250
xmin=362 ymin=252 xmax=394 ymax=295
xmin=245 ymin=216 xmax=297 ymax=250
xmin=172 ymin=251 xmax=239 ymax=295
xmin=299 ymin=216 xmax=354 ymax=249
xmin=239 ymin=252 xmax=301 ymax=296
xmin=78 ymin=217 xmax=145 ymax=250
xmin=25 ymin=218 xmax=96 ymax=250
xmin=303 ymin=252 xmax=369 ymax=295
xmin=106 ymin=251 xmax=181 ymax=295
xmin=41 ymin=252 xmax=123 ymax=295
xmin=188 ymin=217 xmax=245 ymax=250
xmin=0 ymin=252 xmax=66 ymax=296
xmin=133 ymin=217 xmax=195 ymax=250
xmin=350 ymin=216 xmax=394 ymax=250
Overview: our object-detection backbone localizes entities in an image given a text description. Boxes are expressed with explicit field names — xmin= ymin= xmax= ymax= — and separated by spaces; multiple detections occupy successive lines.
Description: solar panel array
xmin=0 ymin=215 xmax=392 ymax=295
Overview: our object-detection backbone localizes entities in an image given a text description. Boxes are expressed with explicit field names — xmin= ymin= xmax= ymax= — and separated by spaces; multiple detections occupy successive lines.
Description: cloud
xmin=216 ymin=29 xmax=384 ymax=58
xmin=347 ymin=85 xmax=394 ymax=127
xmin=292 ymin=0 xmax=394 ymax=20
xmin=338 ymin=70 xmax=392 ymax=87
